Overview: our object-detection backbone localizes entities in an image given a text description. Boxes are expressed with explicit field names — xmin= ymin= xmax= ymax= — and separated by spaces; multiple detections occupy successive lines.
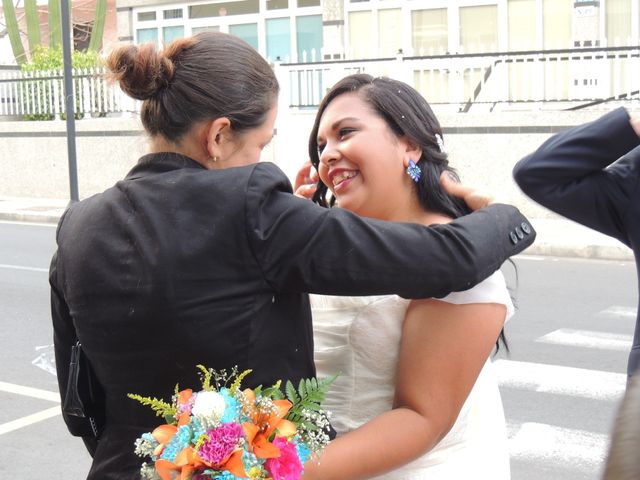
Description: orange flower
xmin=177 ymin=389 xmax=193 ymax=426
xmin=241 ymin=389 xmax=298 ymax=460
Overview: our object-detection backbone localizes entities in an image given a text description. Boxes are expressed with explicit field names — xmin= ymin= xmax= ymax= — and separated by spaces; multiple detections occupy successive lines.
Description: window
xmin=543 ymin=0 xmax=572 ymax=99
xmin=378 ymin=9 xmax=401 ymax=57
xmin=508 ymin=0 xmax=537 ymax=101
xmin=412 ymin=8 xmax=447 ymax=55
xmin=137 ymin=28 xmax=158 ymax=45
xmin=267 ymin=18 xmax=291 ymax=61
xmin=543 ymin=0 xmax=572 ymax=49
xmin=163 ymin=26 xmax=184 ymax=44
xmin=137 ymin=11 xmax=156 ymax=22
xmin=508 ymin=0 xmax=536 ymax=50
xmin=297 ymin=15 xmax=322 ymax=61
xmin=229 ymin=23 xmax=259 ymax=51
xmin=460 ymin=5 xmax=498 ymax=53
xmin=73 ymin=21 xmax=93 ymax=52
xmin=189 ymin=0 xmax=259 ymax=19
xmin=606 ymin=0 xmax=631 ymax=46
xmin=349 ymin=10 xmax=373 ymax=58
xmin=297 ymin=0 xmax=320 ymax=6
xmin=267 ymin=0 xmax=288 ymax=10
xmin=164 ymin=9 xmax=183 ymax=20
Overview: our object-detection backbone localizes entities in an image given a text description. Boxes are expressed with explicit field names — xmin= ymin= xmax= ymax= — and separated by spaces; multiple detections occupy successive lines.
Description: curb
xmin=0 ymin=212 xmax=62 ymax=224
xmin=525 ymin=242 xmax=634 ymax=262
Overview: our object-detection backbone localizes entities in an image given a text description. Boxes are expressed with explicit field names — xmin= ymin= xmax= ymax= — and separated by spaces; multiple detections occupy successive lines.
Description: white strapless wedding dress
xmin=311 ymin=271 xmax=512 ymax=479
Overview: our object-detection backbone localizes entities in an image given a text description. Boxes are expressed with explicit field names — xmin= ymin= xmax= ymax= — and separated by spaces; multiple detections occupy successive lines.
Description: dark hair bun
xmin=106 ymin=43 xmax=176 ymax=100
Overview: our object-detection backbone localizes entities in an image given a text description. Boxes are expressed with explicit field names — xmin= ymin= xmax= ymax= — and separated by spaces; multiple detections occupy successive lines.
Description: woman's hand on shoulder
xmin=294 ymin=160 xmax=318 ymax=199
xmin=440 ymin=172 xmax=494 ymax=211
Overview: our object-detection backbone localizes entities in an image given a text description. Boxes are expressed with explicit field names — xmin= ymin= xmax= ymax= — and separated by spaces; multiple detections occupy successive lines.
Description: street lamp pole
xmin=60 ymin=0 xmax=79 ymax=203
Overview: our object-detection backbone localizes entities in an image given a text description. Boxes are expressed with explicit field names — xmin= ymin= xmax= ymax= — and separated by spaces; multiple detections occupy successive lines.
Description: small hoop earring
xmin=212 ymin=156 xmax=218 ymax=163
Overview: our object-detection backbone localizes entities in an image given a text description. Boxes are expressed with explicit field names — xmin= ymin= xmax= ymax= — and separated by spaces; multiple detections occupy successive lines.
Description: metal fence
xmin=0 ymin=68 xmax=137 ymax=119
xmin=277 ymin=45 xmax=640 ymax=111
xmin=1 ymin=45 xmax=639 ymax=119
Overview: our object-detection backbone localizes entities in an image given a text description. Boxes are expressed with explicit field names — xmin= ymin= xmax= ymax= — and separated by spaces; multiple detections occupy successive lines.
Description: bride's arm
xmin=302 ymin=299 xmax=505 ymax=480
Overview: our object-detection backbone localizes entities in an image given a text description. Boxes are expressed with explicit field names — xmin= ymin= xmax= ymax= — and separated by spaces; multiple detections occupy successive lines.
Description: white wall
xmin=0 ymin=106 xmax=634 ymax=223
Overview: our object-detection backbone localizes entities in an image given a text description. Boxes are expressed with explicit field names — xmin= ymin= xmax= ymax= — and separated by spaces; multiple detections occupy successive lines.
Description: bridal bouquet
xmin=129 ymin=366 xmax=336 ymax=480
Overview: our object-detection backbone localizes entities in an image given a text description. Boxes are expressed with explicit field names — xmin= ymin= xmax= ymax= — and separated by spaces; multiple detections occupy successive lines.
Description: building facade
xmin=116 ymin=0 xmax=640 ymax=62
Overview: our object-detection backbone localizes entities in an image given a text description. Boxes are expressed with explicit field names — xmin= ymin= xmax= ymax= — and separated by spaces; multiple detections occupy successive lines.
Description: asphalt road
xmin=0 ymin=220 xmax=637 ymax=479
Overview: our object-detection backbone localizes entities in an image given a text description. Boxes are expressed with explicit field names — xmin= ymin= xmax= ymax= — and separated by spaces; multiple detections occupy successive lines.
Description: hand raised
xmin=294 ymin=160 xmax=319 ymax=199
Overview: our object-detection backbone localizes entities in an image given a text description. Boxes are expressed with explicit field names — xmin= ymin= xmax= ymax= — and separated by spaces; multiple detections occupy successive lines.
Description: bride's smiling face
xmin=315 ymin=92 xmax=415 ymax=220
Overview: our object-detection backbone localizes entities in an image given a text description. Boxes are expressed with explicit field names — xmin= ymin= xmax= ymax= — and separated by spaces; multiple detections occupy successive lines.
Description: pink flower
xmin=265 ymin=437 xmax=303 ymax=480
xmin=198 ymin=422 xmax=244 ymax=465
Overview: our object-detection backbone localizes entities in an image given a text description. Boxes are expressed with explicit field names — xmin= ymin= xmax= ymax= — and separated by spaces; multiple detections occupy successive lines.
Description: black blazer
xmin=51 ymin=152 xmax=534 ymax=479
xmin=513 ymin=107 xmax=640 ymax=376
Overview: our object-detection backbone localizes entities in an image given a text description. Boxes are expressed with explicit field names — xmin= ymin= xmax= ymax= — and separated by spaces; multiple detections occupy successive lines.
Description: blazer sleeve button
xmin=515 ymin=227 xmax=525 ymax=239
xmin=509 ymin=231 xmax=519 ymax=244
xmin=521 ymin=222 xmax=531 ymax=235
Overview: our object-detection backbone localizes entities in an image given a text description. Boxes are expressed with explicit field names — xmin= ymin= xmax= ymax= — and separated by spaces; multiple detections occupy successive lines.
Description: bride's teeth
xmin=333 ymin=171 xmax=356 ymax=186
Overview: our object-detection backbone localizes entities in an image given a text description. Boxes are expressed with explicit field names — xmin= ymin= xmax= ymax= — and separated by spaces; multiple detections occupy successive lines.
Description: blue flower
xmin=242 ymin=449 xmax=263 ymax=472
xmin=219 ymin=388 xmax=240 ymax=423
xmin=296 ymin=440 xmax=311 ymax=464
xmin=160 ymin=424 xmax=192 ymax=462
xmin=214 ymin=472 xmax=242 ymax=480
xmin=191 ymin=416 xmax=207 ymax=439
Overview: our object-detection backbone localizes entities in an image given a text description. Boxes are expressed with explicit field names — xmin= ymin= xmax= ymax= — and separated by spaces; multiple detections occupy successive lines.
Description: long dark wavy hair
xmin=308 ymin=73 xmax=509 ymax=353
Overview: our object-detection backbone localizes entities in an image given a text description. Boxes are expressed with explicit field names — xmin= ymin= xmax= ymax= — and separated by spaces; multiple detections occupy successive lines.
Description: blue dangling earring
xmin=406 ymin=159 xmax=421 ymax=183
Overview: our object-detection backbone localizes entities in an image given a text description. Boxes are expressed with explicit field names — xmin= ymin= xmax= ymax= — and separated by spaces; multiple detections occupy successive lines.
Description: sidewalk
xmin=0 ymin=196 xmax=634 ymax=261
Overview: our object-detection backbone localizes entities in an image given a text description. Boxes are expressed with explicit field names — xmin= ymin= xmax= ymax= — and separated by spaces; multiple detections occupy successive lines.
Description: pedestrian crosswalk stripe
xmin=0 ymin=263 xmax=48 ymax=273
xmin=598 ymin=306 xmax=636 ymax=319
xmin=508 ymin=422 xmax=609 ymax=469
xmin=494 ymin=360 xmax=626 ymax=401
xmin=0 ymin=406 xmax=61 ymax=436
xmin=536 ymin=328 xmax=633 ymax=352
xmin=0 ymin=381 xmax=60 ymax=402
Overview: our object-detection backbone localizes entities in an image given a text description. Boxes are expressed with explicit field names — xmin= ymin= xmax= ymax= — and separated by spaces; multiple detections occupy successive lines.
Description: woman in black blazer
xmin=513 ymin=108 xmax=640 ymax=378
xmin=51 ymin=32 xmax=535 ymax=479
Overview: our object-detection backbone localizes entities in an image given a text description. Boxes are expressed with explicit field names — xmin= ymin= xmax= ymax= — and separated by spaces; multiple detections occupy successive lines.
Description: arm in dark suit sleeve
xmin=50 ymin=212 xmax=98 ymax=456
xmin=513 ymin=107 xmax=640 ymax=244
xmin=245 ymin=162 xmax=535 ymax=299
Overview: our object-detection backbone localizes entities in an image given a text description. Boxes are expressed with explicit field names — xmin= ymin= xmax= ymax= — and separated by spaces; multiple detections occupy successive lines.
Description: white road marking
xmin=494 ymin=360 xmax=626 ymax=401
xmin=509 ymin=422 xmax=609 ymax=469
xmin=598 ymin=306 xmax=636 ymax=319
xmin=0 ymin=406 xmax=61 ymax=435
xmin=0 ymin=381 xmax=60 ymax=402
xmin=537 ymin=328 xmax=633 ymax=352
xmin=0 ymin=263 xmax=48 ymax=272
xmin=513 ymin=254 xmax=546 ymax=261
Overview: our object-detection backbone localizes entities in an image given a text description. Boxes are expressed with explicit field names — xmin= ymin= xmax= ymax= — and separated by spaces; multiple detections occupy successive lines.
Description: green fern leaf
xmin=285 ymin=380 xmax=299 ymax=404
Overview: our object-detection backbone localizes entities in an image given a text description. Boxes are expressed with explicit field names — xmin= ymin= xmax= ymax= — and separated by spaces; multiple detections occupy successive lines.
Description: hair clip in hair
xmin=435 ymin=134 xmax=445 ymax=153
xmin=406 ymin=159 xmax=421 ymax=183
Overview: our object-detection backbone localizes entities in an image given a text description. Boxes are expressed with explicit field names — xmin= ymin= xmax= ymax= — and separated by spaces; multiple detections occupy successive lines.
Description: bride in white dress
xmin=298 ymin=74 xmax=512 ymax=479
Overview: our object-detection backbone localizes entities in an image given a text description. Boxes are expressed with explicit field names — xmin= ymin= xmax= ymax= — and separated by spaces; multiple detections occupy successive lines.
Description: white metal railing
xmin=0 ymin=68 xmax=138 ymax=118
xmin=276 ymin=46 xmax=640 ymax=111
xmin=1 ymin=46 xmax=639 ymax=120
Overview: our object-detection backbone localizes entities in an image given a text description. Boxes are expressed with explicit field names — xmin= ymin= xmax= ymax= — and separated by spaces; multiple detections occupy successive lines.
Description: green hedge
xmin=21 ymin=46 xmax=105 ymax=120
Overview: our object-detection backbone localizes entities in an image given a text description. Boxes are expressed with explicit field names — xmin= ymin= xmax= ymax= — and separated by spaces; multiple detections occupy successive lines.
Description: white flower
xmin=191 ymin=391 xmax=226 ymax=419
